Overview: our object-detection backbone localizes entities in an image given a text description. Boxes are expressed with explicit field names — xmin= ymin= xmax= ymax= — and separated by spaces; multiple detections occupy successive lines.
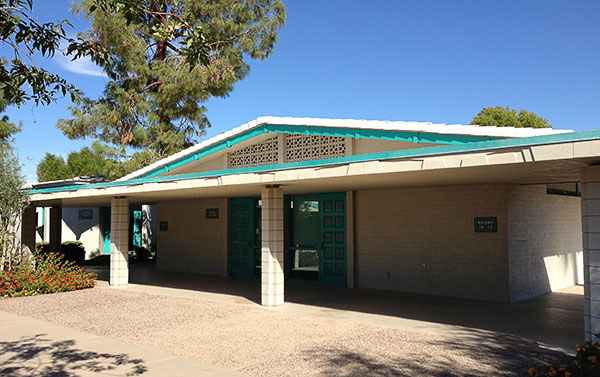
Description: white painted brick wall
xmin=506 ymin=184 xmax=582 ymax=302
xmin=354 ymin=184 xmax=510 ymax=302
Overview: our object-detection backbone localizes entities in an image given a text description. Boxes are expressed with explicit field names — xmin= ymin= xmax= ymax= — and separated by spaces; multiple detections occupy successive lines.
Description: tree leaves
xmin=57 ymin=0 xmax=285 ymax=179
xmin=0 ymin=0 xmax=80 ymax=106
xmin=470 ymin=106 xmax=552 ymax=128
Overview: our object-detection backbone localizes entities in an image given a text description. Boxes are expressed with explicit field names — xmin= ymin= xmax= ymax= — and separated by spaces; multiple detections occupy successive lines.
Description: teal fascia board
xmin=138 ymin=124 xmax=500 ymax=178
xmin=29 ymin=129 xmax=600 ymax=195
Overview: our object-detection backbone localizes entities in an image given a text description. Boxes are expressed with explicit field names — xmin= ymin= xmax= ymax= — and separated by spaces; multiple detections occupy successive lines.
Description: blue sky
xmin=4 ymin=0 xmax=600 ymax=182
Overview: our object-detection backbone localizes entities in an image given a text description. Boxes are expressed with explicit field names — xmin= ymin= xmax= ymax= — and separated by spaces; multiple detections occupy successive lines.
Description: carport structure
xmin=23 ymin=117 xmax=600 ymax=339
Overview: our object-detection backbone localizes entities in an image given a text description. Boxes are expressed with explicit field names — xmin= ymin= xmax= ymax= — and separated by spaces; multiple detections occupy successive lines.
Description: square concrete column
xmin=583 ymin=165 xmax=600 ymax=340
xmin=261 ymin=186 xmax=284 ymax=307
xmin=20 ymin=205 xmax=37 ymax=253
xmin=48 ymin=206 xmax=62 ymax=253
xmin=110 ymin=197 xmax=129 ymax=286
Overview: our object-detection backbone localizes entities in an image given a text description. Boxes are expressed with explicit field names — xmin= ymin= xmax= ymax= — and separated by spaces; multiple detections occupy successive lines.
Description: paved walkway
xmin=90 ymin=263 xmax=584 ymax=354
xmin=0 ymin=311 xmax=247 ymax=377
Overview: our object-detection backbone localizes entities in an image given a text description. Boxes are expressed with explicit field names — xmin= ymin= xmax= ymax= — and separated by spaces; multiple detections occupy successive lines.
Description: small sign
xmin=475 ymin=217 xmax=497 ymax=233
xmin=206 ymin=208 xmax=219 ymax=219
xmin=159 ymin=221 xmax=168 ymax=231
xmin=78 ymin=209 xmax=93 ymax=220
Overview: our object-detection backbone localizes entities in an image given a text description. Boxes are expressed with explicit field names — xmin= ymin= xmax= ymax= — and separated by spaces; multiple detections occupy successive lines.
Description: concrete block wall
xmin=354 ymin=184 xmax=510 ymax=302
xmin=507 ymin=184 xmax=582 ymax=302
xmin=110 ymin=198 xmax=129 ymax=286
xmin=156 ymin=198 xmax=228 ymax=276
xmin=261 ymin=187 xmax=284 ymax=306
xmin=583 ymin=166 xmax=600 ymax=340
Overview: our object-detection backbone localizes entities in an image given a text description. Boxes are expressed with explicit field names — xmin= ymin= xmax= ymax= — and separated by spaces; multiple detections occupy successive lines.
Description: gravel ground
xmin=0 ymin=287 xmax=570 ymax=376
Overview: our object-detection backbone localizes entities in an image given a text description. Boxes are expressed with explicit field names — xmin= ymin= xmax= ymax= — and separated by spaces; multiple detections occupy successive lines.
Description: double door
xmin=289 ymin=192 xmax=347 ymax=285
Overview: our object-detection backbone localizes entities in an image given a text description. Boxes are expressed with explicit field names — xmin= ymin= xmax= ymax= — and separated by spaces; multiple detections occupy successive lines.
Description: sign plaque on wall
xmin=474 ymin=217 xmax=497 ymax=233
xmin=159 ymin=221 xmax=168 ymax=231
xmin=78 ymin=209 xmax=93 ymax=220
xmin=206 ymin=208 xmax=219 ymax=219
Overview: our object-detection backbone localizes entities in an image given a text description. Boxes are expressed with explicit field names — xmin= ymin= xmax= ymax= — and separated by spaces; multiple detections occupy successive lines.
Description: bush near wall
xmin=61 ymin=241 xmax=86 ymax=264
xmin=0 ymin=252 xmax=96 ymax=298
xmin=35 ymin=242 xmax=50 ymax=254
xmin=529 ymin=338 xmax=600 ymax=376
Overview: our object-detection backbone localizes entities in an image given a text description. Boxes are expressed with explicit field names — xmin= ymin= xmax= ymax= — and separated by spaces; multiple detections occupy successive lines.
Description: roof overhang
xmin=29 ymin=129 xmax=600 ymax=207
xmin=117 ymin=116 xmax=572 ymax=181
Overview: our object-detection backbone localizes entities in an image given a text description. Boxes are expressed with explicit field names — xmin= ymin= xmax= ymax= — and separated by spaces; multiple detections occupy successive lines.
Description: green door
xmin=132 ymin=210 xmax=142 ymax=249
xmin=230 ymin=198 xmax=257 ymax=277
xmin=319 ymin=193 xmax=347 ymax=285
xmin=102 ymin=207 xmax=111 ymax=254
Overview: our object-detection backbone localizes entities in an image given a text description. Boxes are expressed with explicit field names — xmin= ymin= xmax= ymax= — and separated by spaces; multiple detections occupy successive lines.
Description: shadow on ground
xmin=304 ymin=329 xmax=571 ymax=376
xmin=86 ymin=263 xmax=583 ymax=352
xmin=0 ymin=334 xmax=146 ymax=377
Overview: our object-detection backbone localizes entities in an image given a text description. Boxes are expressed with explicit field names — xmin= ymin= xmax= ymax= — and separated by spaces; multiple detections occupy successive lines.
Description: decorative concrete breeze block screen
xmin=227 ymin=134 xmax=346 ymax=168
xmin=228 ymin=136 xmax=279 ymax=168
xmin=285 ymin=134 xmax=346 ymax=162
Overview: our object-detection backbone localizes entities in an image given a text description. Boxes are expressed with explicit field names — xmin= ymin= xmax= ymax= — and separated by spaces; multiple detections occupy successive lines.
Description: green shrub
xmin=61 ymin=241 xmax=85 ymax=264
xmin=0 ymin=252 xmax=96 ymax=297
xmin=35 ymin=242 xmax=50 ymax=254
xmin=529 ymin=337 xmax=600 ymax=376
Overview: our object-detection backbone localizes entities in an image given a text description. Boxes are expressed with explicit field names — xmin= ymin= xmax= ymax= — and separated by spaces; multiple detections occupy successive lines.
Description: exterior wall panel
xmin=507 ymin=185 xmax=582 ymax=302
xmin=156 ymin=198 xmax=228 ymax=276
xmin=354 ymin=184 xmax=509 ymax=302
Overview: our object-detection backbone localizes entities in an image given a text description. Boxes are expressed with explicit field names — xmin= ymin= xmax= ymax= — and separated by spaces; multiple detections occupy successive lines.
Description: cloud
xmin=54 ymin=46 xmax=107 ymax=78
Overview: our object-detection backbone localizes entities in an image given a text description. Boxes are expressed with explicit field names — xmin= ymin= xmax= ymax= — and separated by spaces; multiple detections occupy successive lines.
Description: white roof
xmin=117 ymin=116 xmax=572 ymax=181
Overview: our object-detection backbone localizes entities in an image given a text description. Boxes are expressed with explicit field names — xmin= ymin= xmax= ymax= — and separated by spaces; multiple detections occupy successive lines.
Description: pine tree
xmin=57 ymin=0 xmax=286 ymax=177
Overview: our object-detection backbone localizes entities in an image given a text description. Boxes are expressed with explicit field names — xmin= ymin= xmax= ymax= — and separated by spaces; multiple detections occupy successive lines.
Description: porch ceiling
xmin=29 ymin=136 xmax=600 ymax=207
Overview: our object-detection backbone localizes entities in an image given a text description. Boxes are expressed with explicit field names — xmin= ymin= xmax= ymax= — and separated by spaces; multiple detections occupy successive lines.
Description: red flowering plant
xmin=529 ymin=337 xmax=600 ymax=377
xmin=0 ymin=251 xmax=96 ymax=297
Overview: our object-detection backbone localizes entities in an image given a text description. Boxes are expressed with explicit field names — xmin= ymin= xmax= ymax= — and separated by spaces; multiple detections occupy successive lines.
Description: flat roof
xmin=30 ymin=128 xmax=599 ymax=196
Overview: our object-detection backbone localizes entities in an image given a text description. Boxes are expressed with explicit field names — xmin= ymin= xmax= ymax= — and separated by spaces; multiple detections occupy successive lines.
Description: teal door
xmin=230 ymin=198 xmax=257 ymax=277
xmin=288 ymin=192 xmax=347 ymax=285
xmin=319 ymin=193 xmax=347 ymax=285
xmin=132 ymin=210 xmax=142 ymax=249
xmin=102 ymin=207 xmax=111 ymax=254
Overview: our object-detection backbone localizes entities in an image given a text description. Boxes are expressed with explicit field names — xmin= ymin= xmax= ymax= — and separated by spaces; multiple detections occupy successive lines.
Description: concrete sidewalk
xmin=0 ymin=310 xmax=247 ymax=377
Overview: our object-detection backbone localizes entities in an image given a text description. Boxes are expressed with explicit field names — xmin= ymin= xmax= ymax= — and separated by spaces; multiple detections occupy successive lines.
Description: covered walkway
xmin=88 ymin=263 xmax=583 ymax=353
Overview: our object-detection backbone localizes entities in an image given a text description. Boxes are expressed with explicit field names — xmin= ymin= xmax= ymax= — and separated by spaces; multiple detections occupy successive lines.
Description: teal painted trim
xmin=140 ymin=127 xmax=268 ymax=178
xmin=30 ymin=129 xmax=600 ymax=195
xmin=139 ymin=124 xmax=500 ymax=178
xmin=265 ymin=124 xmax=496 ymax=144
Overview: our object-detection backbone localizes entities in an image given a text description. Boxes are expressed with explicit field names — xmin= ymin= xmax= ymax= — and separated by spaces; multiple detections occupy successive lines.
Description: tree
xmin=57 ymin=0 xmax=286 ymax=177
xmin=36 ymin=142 xmax=117 ymax=182
xmin=0 ymin=97 xmax=21 ymax=150
xmin=0 ymin=0 xmax=79 ymax=105
xmin=470 ymin=106 xmax=552 ymax=128
xmin=36 ymin=153 xmax=72 ymax=182
xmin=0 ymin=147 xmax=30 ymax=271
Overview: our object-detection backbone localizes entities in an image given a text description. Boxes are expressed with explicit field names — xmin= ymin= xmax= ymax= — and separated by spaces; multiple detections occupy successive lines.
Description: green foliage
xmin=0 ymin=0 xmax=80 ymax=105
xmin=0 ymin=251 xmax=96 ymax=297
xmin=36 ymin=153 xmax=72 ymax=182
xmin=471 ymin=106 xmax=552 ymax=128
xmin=35 ymin=242 xmax=50 ymax=254
xmin=529 ymin=337 xmax=600 ymax=376
xmin=36 ymin=141 xmax=118 ymax=182
xmin=0 ymin=147 xmax=29 ymax=270
xmin=61 ymin=241 xmax=86 ymax=264
xmin=0 ymin=95 xmax=21 ymax=151
xmin=57 ymin=0 xmax=286 ymax=178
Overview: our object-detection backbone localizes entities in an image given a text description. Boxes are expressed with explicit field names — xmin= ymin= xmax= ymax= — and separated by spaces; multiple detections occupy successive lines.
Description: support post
xmin=583 ymin=166 xmax=600 ymax=340
xmin=110 ymin=197 xmax=129 ymax=286
xmin=261 ymin=186 xmax=284 ymax=306
xmin=48 ymin=206 xmax=62 ymax=253
xmin=20 ymin=205 xmax=36 ymax=252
